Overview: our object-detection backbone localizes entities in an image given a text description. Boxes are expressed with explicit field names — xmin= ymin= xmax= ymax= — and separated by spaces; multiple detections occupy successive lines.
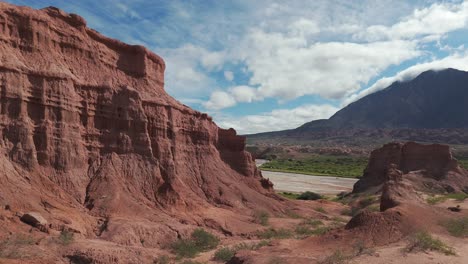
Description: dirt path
xmin=256 ymin=159 xmax=358 ymax=194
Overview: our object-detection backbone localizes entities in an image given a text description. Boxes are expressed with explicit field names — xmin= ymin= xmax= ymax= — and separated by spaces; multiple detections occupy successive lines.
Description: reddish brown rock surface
xmin=353 ymin=142 xmax=468 ymax=193
xmin=0 ymin=3 xmax=290 ymax=263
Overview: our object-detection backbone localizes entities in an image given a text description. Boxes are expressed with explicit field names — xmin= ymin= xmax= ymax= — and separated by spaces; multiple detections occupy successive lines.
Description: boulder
xmin=20 ymin=212 xmax=48 ymax=232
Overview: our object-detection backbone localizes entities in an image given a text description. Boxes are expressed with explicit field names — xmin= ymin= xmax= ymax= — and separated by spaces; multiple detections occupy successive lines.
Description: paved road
xmin=256 ymin=159 xmax=358 ymax=195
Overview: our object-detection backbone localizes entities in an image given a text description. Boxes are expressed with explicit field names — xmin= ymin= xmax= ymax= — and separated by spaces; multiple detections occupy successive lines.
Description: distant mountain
xmin=248 ymin=68 xmax=468 ymax=147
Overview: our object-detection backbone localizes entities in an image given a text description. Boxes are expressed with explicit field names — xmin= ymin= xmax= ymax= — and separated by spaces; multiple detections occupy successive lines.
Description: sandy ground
xmin=256 ymin=159 xmax=358 ymax=194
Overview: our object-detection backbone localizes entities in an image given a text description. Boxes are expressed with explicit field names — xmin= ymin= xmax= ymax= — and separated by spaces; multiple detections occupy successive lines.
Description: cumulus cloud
xmin=224 ymin=71 xmax=234 ymax=81
xmin=235 ymin=31 xmax=420 ymax=100
xmin=216 ymin=104 xmax=340 ymax=134
xmin=203 ymin=90 xmax=236 ymax=110
xmin=354 ymin=2 xmax=468 ymax=41
xmin=157 ymin=44 xmax=225 ymax=98
xmin=343 ymin=52 xmax=468 ymax=106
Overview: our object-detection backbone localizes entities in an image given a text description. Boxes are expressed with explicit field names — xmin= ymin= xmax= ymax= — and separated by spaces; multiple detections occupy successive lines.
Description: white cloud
xmin=354 ymin=2 xmax=468 ymax=41
xmin=215 ymin=104 xmax=340 ymax=134
xmin=224 ymin=71 xmax=234 ymax=81
xmin=157 ymin=44 xmax=225 ymax=98
xmin=203 ymin=90 xmax=236 ymax=110
xmin=230 ymin=85 xmax=259 ymax=103
xmin=343 ymin=52 xmax=468 ymax=106
xmin=234 ymin=29 xmax=420 ymax=100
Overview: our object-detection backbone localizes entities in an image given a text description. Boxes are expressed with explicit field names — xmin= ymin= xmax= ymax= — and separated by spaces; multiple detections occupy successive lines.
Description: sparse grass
xmin=427 ymin=195 xmax=448 ymax=205
xmin=267 ymin=256 xmax=284 ymax=264
xmin=213 ymin=241 xmax=270 ymax=262
xmin=366 ymin=204 xmax=380 ymax=212
xmin=300 ymin=219 xmax=323 ymax=227
xmin=57 ymin=230 xmax=74 ymax=246
xmin=0 ymin=234 xmax=36 ymax=259
xmin=315 ymin=207 xmax=326 ymax=213
xmin=179 ymin=261 xmax=203 ymax=264
xmin=358 ymin=196 xmax=376 ymax=208
xmin=427 ymin=193 xmax=468 ymax=205
xmin=253 ymin=211 xmax=270 ymax=226
xmin=446 ymin=193 xmax=468 ymax=201
xmin=260 ymin=156 xmax=367 ymax=178
xmin=153 ymin=255 xmax=170 ymax=264
xmin=331 ymin=216 xmax=348 ymax=223
xmin=405 ymin=231 xmax=455 ymax=256
xmin=441 ymin=217 xmax=468 ymax=237
xmin=171 ymin=228 xmax=219 ymax=258
xmin=352 ymin=241 xmax=375 ymax=256
xmin=310 ymin=226 xmax=331 ymax=235
xmin=317 ymin=250 xmax=349 ymax=264
xmin=257 ymin=228 xmax=293 ymax=239
xmin=285 ymin=210 xmax=302 ymax=219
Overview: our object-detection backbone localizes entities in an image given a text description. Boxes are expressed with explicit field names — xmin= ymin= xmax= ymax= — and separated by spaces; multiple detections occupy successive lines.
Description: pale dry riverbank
xmin=256 ymin=159 xmax=358 ymax=194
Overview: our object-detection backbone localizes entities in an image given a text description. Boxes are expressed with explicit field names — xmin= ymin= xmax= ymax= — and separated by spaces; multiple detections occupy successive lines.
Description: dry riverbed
xmin=256 ymin=159 xmax=358 ymax=194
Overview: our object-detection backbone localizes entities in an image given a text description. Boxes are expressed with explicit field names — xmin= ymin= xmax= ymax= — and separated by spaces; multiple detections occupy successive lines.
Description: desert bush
xmin=253 ymin=211 xmax=270 ymax=226
xmin=213 ymin=241 xmax=270 ymax=262
xmin=213 ymin=247 xmax=235 ymax=262
xmin=58 ymin=230 xmax=74 ymax=246
xmin=297 ymin=191 xmax=322 ymax=200
xmin=317 ymin=250 xmax=348 ymax=264
xmin=405 ymin=231 xmax=455 ymax=256
xmin=191 ymin=228 xmax=219 ymax=250
xmin=171 ymin=228 xmax=219 ymax=258
xmin=441 ymin=217 xmax=468 ymax=237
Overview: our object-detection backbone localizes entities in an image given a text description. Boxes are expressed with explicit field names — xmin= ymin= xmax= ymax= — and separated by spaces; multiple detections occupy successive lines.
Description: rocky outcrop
xmin=353 ymin=142 xmax=468 ymax=193
xmin=0 ymin=2 xmax=285 ymax=256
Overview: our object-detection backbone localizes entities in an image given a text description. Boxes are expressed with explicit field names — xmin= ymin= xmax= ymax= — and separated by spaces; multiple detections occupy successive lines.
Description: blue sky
xmin=7 ymin=0 xmax=468 ymax=134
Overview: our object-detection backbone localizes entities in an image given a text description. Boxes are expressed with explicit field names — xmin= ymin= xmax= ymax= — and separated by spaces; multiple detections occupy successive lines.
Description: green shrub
xmin=58 ymin=230 xmax=74 ymax=246
xmin=171 ymin=239 xmax=199 ymax=258
xmin=191 ymin=228 xmax=219 ymax=251
xmin=171 ymin=228 xmax=219 ymax=258
xmin=426 ymin=195 xmax=448 ymax=205
xmin=446 ymin=193 xmax=468 ymax=201
xmin=297 ymin=191 xmax=322 ymax=200
xmin=405 ymin=231 xmax=455 ymax=256
xmin=441 ymin=217 xmax=468 ymax=237
xmin=213 ymin=247 xmax=235 ymax=262
xmin=253 ymin=211 xmax=270 ymax=226
xmin=278 ymin=192 xmax=300 ymax=199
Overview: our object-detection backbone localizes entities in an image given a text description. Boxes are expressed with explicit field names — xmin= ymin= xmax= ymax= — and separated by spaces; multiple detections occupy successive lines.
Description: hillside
xmin=248 ymin=68 xmax=468 ymax=149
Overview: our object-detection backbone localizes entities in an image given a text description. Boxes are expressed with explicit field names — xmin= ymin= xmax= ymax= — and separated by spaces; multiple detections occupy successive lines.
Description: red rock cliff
xmin=353 ymin=142 xmax=468 ymax=193
xmin=0 ymin=2 xmax=283 ymax=250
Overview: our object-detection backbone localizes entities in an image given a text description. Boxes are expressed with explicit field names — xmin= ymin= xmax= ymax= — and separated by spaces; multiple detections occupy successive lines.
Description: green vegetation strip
xmin=260 ymin=156 xmax=368 ymax=178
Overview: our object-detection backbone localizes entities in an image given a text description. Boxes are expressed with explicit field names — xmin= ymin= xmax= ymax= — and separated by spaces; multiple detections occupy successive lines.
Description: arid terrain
xmin=0 ymin=3 xmax=467 ymax=264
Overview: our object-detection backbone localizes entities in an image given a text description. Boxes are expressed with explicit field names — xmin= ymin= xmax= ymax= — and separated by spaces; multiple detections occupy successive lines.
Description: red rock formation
xmin=353 ymin=142 xmax=468 ymax=193
xmin=0 ymin=3 xmax=285 ymax=261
